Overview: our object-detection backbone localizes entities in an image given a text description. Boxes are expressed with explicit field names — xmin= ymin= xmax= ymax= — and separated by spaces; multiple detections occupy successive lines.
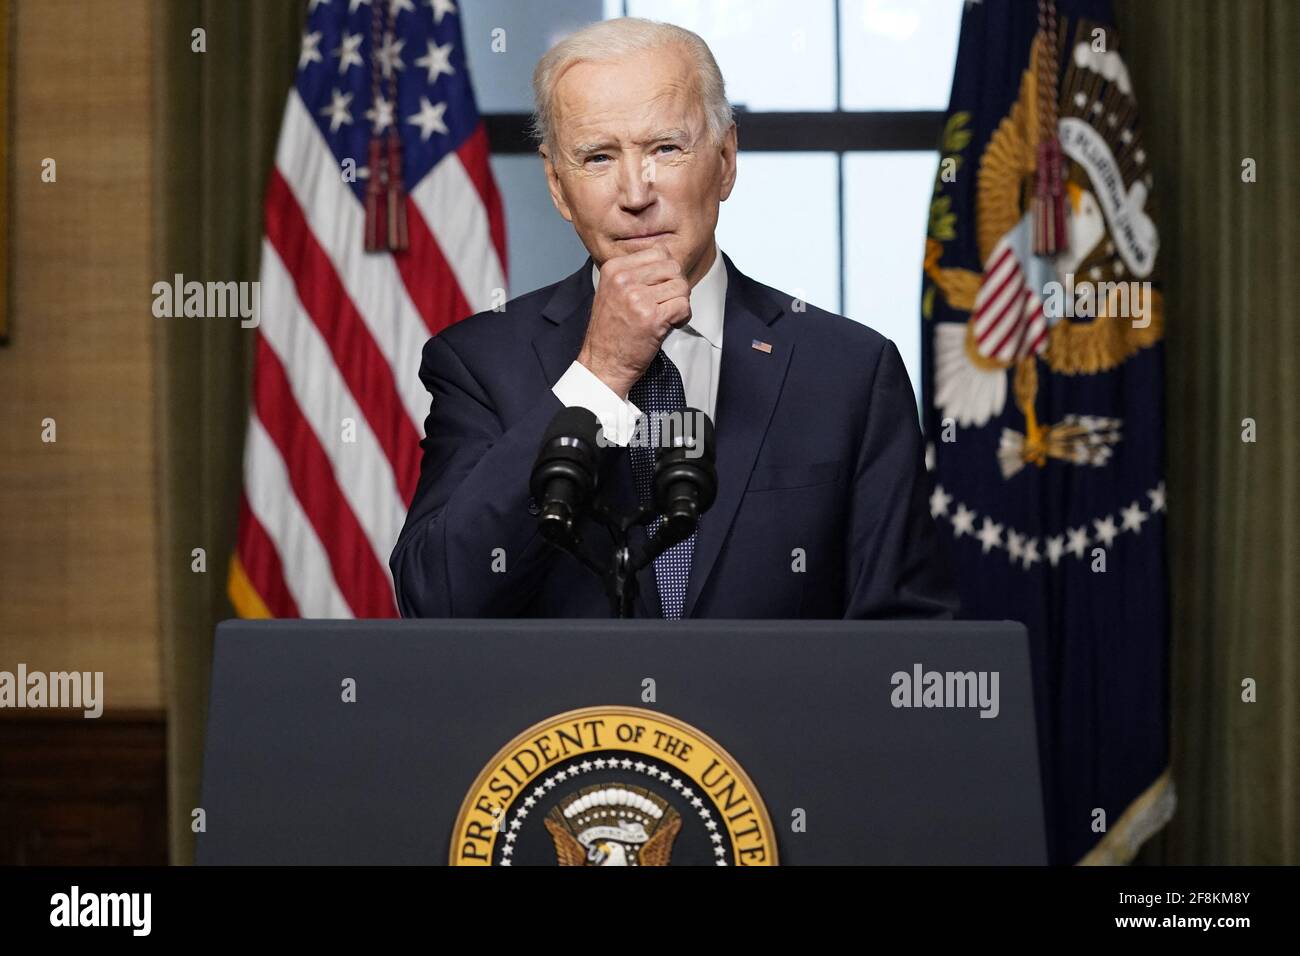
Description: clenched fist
xmin=577 ymin=246 xmax=692 ymax=399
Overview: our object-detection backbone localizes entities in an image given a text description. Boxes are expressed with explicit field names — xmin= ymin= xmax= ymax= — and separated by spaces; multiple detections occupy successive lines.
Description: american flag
xmin=228 ymin=0 xmax=506 ymax=618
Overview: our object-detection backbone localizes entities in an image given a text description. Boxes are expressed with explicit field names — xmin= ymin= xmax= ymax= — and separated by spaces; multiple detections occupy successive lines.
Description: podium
xmin=196 ymin=619 xmax=1045 ymax=865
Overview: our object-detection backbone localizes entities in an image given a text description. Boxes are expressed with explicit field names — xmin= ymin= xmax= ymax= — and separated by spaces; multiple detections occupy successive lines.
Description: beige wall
xmin=0 ymin=0 xmax=160 ymax=711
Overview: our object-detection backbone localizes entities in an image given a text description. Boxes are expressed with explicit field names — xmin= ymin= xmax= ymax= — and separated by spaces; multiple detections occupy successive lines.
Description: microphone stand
xmin=542 ymin=500 xmax=690 ymax=619
xmin=533 ymin=407 xmax=712 ymax=619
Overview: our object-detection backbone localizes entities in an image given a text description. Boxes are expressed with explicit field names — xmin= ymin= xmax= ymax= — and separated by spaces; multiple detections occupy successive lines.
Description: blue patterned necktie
xmin=627 ymin=350 xmax=695 ymax=619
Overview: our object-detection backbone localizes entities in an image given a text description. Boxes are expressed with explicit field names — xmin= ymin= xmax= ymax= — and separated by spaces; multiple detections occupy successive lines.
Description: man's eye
xmin=585 ymin=154 xmax=610 ymax=165
xmin=656 ymin=144 xmax=679 ymax=154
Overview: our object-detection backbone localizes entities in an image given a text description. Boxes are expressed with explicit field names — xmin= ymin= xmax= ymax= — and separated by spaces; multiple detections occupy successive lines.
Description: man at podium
xmin=391 ymin=18 xmax=957 ymax=621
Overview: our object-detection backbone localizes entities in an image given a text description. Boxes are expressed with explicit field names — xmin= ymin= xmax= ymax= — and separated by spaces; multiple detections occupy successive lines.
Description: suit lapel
xmin=683 ymin=253 xmax=791 ymax=618
xmin=533 ymin=256 xmax=595 ymax=385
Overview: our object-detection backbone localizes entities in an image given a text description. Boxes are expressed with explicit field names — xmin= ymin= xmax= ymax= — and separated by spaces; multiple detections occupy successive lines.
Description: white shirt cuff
xmin=552 ymin=360 xmax=642 ymax=447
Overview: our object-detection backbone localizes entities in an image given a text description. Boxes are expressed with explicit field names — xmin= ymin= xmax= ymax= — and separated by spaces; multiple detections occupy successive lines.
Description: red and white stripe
xmin=971 ymin=237 xmax=1048 ymax=364
xmin=231 ymin=90 xmax=506 ymax=619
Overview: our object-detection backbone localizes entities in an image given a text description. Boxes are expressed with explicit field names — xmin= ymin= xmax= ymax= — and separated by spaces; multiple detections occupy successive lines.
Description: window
xmin=716 ymin=153 xmax=840 ymax=315
xmin=839 ymin=0 xmax=963 ymax=110
xmin=626 ymin=0 xmax=838 ymax=111
xmin=464 ymin=0 xmax=965 ymax=407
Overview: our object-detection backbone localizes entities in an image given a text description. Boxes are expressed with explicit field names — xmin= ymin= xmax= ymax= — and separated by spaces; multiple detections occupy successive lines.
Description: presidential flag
xmin=229 ymin=0 xmax=506 ymax=618
xmin=921 ymin=0 xmax=1172 ymax=864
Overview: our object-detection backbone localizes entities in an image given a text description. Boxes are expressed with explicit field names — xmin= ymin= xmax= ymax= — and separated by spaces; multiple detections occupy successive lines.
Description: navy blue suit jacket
xmin=391 ymin=252 xmax=958 ymax=619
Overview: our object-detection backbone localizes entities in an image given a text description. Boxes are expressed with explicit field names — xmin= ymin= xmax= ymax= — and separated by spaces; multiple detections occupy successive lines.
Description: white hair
xmin=530 ymin=17 xmax=734 ymax=157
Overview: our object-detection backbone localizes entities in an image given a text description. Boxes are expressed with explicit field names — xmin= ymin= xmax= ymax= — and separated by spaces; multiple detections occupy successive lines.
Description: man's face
xmin=540 ymin=45 xmax=737 ymax=287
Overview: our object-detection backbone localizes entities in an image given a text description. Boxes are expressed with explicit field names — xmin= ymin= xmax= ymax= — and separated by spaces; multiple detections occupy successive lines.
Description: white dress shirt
xmin=551 ymin=243 xmax=728 ymax=446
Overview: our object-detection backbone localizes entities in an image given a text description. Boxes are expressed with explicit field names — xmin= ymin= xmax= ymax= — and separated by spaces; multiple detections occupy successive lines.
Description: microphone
xmin=530 ymin=406 xmax=602 ymax=545
xmin=652 ymin=408 xmax=717 ymax=548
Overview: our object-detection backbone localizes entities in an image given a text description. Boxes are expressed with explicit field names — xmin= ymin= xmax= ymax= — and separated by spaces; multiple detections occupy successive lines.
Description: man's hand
xmin=577 ymin=246 xmax=692 ymax=399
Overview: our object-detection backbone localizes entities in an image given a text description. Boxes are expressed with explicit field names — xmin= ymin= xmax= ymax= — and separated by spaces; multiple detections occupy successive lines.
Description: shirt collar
xmin=591 ymin=243 xmax=727 ymax=349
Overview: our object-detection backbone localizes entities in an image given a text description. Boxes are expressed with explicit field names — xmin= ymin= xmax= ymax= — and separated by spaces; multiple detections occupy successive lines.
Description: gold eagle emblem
xmin=926 ymin=25 xmax=1165 ymax=477
xmin=543 ymin=784 xmax=683 ymax=867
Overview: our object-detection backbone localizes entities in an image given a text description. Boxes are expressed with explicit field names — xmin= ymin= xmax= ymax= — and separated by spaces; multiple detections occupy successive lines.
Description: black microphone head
xmin=653 ymin=408 xmax=717 ymax=531
xmin=531 ymin=406 xmax=603 ymax=541
xmin=542 ymin=405 xmax=601 ymax=447
xmin=653 ymin=408 xmax=713 ymax=462
xmin=676 ymin=405 xmax=717 ymax=463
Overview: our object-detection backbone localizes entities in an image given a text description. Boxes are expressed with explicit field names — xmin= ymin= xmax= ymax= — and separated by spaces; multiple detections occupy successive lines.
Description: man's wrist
xmin=551 ymin=360 xmax=643 ymax=446
xmin=576 ymin=349 xmax=633 ymax=400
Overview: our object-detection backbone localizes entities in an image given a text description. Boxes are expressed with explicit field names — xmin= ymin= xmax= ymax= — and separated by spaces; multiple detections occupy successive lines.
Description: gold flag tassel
xmin=1031 ymin=0 xmax=1068 ymax=256
xmin=383 ymin=128 xmax=408 ymax=251
xmin=364 ymin=0 xmax=409 ymax=252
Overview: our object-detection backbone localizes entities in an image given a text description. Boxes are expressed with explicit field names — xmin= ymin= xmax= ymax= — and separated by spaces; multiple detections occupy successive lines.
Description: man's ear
xmin=540 ymin=147 xmax=574 ymax=224
xmin=718 ymin=123 xmax=738 ymax=202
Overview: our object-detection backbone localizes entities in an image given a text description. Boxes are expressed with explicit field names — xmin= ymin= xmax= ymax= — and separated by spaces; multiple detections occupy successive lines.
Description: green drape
xmin=154 ymin=0 xmax=303 ymax=864
xmin=1116 ymin=0 xmax=1299 ymax=864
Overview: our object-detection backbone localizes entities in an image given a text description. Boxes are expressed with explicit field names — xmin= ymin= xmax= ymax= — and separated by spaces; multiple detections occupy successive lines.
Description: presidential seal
xmin=450 ymin=706 xmax=777 ymax=866
xmin=926 ymin=19 xmax=1163 ymax=479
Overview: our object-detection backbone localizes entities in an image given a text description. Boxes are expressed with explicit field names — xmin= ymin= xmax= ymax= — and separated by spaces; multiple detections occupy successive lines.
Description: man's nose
xmin=617 ymin=154 xmax=655 ymax=211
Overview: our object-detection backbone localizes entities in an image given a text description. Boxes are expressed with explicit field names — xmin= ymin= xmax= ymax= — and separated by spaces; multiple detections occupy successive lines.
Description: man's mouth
xmin=616 ymin=231 xmax=671 ymax=242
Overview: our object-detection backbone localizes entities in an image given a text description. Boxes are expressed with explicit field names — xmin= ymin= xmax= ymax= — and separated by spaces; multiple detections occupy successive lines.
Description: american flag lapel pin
xmin=751 ymin=339 xmax=773 ymax=354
